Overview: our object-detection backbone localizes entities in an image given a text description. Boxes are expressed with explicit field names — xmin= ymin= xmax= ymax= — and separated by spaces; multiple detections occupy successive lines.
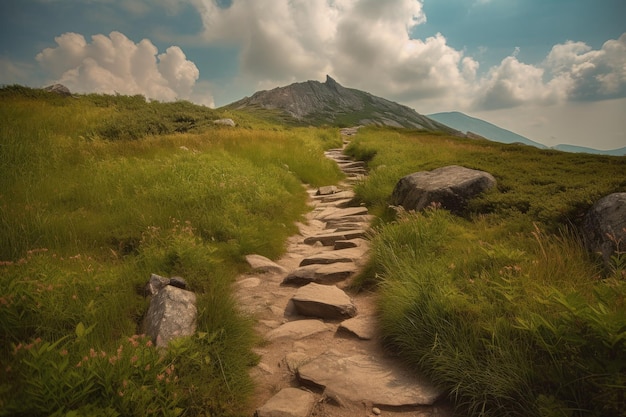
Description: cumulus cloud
xmin=36 ymin=31 xmax=209 ymax=104
xmin=189 ymin=0 xmax=477 ymax=108
xmin=183 ymin=0 xmax=626 ymax=113
xmin=472 ymin=33 xmax=626 ymax=110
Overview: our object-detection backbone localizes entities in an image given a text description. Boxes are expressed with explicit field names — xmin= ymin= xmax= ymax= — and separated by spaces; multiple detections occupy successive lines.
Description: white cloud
xmin=184 ymin=0 xmax=626 ymax=116
xmin=35 ymin=31 xmax=208 ymax=103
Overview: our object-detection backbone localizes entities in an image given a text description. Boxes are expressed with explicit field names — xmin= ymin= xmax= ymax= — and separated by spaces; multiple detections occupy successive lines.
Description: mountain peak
xmin=325 ymin=74 xmax=338 ymax=86
xmin=227 ymin=77 xmax=455 ymax=131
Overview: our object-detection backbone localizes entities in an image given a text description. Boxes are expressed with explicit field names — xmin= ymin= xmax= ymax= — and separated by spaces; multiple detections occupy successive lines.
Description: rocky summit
xmin=228 ymin=75 xmax=457 ymax=131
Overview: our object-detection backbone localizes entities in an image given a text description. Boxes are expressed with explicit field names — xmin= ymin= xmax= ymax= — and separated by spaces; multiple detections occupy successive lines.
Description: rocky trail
xmin=234 ymin=128 xmax=454 ymax=417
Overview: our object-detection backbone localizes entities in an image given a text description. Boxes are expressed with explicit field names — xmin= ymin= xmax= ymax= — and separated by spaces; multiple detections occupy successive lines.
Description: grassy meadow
xmin=2 ymin=86 xmax=625 ymax=417
xmin=0 ymin=86 xmax=343 ymax=416
xmin=346 ymin=128 xmax=626 ymax=416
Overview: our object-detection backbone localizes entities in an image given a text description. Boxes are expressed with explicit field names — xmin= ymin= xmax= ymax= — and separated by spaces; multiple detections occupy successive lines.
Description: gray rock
xmin=391 ymin=165 xmax=497 ymax=214
xmin=142 ymin=286 xmax=197 ymax=347
xmin=246 ymin=254 xmax=288 ymax=274
xmin=315 ymin=206 xmax=369 ymax=221
xmin=283 ymin=263 xmax=357 ymax=286
xmin=338 ymin=316 xmax=376 ymax=340
xmin=43 ymin=83 xmax=71 ymax=96
xmin=303 ymin=230 xmax=366 ymax=246
xmin=317 ymin=185 xmax=338 ymax=195
xmin=333 ymin=240 xmax=358 ymax=250
xmin=582 ymin=192 xmax=626 ymax=269
xmin=169 ymin=276 xmax=188 ymax=289
xmin=291 ymin=283 xmax=357 ymax=320
xmin=298 ymin=350 xmax=443 ymax=407
xmin=284 ymin=352 xmax=311 ymax=373
xmin=256 ymin=387 xmax=316 ymax=417
xmin=266 ymin=319 xmax=331 ymax=341
xmin=213 ymin=118 xmax=236 ymax=127
xmin=299 ymin=247 xmax=366 ymax=266
xmin=146 ymin=273 xmax=170 ymax=296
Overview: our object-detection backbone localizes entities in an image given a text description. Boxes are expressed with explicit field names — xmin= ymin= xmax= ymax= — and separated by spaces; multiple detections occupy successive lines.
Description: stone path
xmin=234 ymin=128 xmax=453 ymax=417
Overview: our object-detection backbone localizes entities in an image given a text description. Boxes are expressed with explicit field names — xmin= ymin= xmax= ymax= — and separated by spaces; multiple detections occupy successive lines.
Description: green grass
xmin=0 ymin=86 xmax=343 ymax=416
xmin=348 ymin=128 xmax=626 ymax=416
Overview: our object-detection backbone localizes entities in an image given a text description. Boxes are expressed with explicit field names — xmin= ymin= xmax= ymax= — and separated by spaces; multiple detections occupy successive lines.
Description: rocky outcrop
xmin=142 ymin=280 xmax=197 ymax=348
xmin=213 ymin=118 xmax=236 ymax=127
xmin=391 ymin=165 xmax=497 ymax=214
xmin=228 ymin=75 xmax=457 ymax=131
xmin=43 ymin=84 xmax=71 ymax=96
xmin=582 ymin=192 xmax=626 ymax=269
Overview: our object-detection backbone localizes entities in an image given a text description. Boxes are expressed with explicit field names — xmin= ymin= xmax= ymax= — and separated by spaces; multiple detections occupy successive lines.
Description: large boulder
xmin=582 ymin=193 xmax=626 ymax=269
xmin=391 ymin=165 xmax=496 ymax=214
xmin=142 ymin=285 xmax=197 ymax=347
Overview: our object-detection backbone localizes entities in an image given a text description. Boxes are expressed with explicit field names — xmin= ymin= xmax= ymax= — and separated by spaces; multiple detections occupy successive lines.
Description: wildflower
xmin=157 ymin=374 xmax=165 ymax=381
xmin=90 ymin=348 xmax=97 ymax=358
xmin=60 ymin=349 xmax=68 ymax=356
xmin=145 ymin=364 xmax=151 ymax=371
xmin=72 ymin=294 xmax=78 ymax=300
xmin=131 ymin=355 xmax=138 ymax=364
xmin=122 ymin=380 xmax=129 ymax=388
xmin=118 ymin=391 xmax=124 ymax=397
xmin=145 ymin=340 xmax=153 ymax=347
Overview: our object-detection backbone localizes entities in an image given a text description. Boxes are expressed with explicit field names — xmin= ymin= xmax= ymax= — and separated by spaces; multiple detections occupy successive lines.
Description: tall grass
xmin=0 ymin=86 xmax=343 ymax=416
xmin=348 ymin=127 xmax=626 ymax=416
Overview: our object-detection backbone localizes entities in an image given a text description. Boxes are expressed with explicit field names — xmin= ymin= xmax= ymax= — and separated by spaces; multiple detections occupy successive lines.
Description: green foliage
xmin=352 ymin=123 xmax=626 ymax=415
xmin=366 ymin=205 xmax=625 ymax=416
xmin=345 ymin=127 xmax=626 ymax=230
xmin=0 ymin=87 xmax=342 ymax=416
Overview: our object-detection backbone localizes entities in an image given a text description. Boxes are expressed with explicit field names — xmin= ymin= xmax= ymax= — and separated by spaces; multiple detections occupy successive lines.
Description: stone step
xmin=299 ymin=247 xmax=366 ymax=266
xmin=297 ymin=350 xmax=445 ymax=407
xmin=303 ymin=230 xmax=366 ymax=246
xmin=283 ymin=262 xmax=357 ymax=286
xmin=256 ymin=387 xmax=316 ymax=417
xmin=266 ymin=319 xmax=332 ymax=341
xmin=315 ymin=206 xmax=369 ymax=221
xmin=337 ymin=161 xmax=366 ymax=169
xmin=291 ymin=283 xmax=357 ymax=320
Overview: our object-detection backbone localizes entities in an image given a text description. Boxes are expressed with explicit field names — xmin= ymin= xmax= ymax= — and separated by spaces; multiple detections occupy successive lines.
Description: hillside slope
xmin=427 ymin=111 xmax=547 ymax=149
xmin=227 ymin=75 xmax=457 ymax=132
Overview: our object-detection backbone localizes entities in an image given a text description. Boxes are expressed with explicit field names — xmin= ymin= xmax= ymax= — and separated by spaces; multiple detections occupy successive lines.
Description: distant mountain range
xmin=227 ymin=75 xmax=456 ymax=133
xmin=428 ymin=111 xmax=626 ymax=156
xmin=225 ymin=77 xmax=624 ymax=156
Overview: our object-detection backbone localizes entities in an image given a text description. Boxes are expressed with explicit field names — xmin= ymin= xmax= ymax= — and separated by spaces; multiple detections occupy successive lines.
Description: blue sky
xmin=1 ymin=0 xmax=625 ymax=150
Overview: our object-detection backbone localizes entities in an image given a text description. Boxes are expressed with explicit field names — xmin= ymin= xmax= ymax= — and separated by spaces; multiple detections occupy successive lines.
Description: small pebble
xmin=372 ymin=407 xmax=381 ymax=415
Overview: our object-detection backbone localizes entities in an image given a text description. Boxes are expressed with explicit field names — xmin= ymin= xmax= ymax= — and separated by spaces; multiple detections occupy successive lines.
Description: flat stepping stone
xmin=256 ymin=387 xmax=316 ymax=417
xmin=325 ymin=215 xmax=373 ymax=227
xmin=298 ymin=351 xmax=444 ymax=407
xmin=303 ymin=230 xmax=366 ymax=246
xmin=283 ymin=263 xmax=357 ymax=286
xmin=315 ymin=206 xmax=369 ymax=221
xmin=338 ymin=316 xmax=376 ymax=340
xmin=284 ymin=352 xmax=311 ymax=373
xmin=291 ymin=283 xmax=357 ymax=320
xmin=337 ymin=161 xmax=366 ymax=169
xmin=334 ymin=240 xmax=358 ymax=250
xmin=316 ymin=185 xmax=339 ymax=195
xmin=314 ymin=190 xmax=354 ymax=201
xmin=266 ymin=319 xmax=331 ymax=341
xmin=299 ymin=247 xmax=366 ymax=266
xmin=245 ymin=254 xmax=287 ymax=274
